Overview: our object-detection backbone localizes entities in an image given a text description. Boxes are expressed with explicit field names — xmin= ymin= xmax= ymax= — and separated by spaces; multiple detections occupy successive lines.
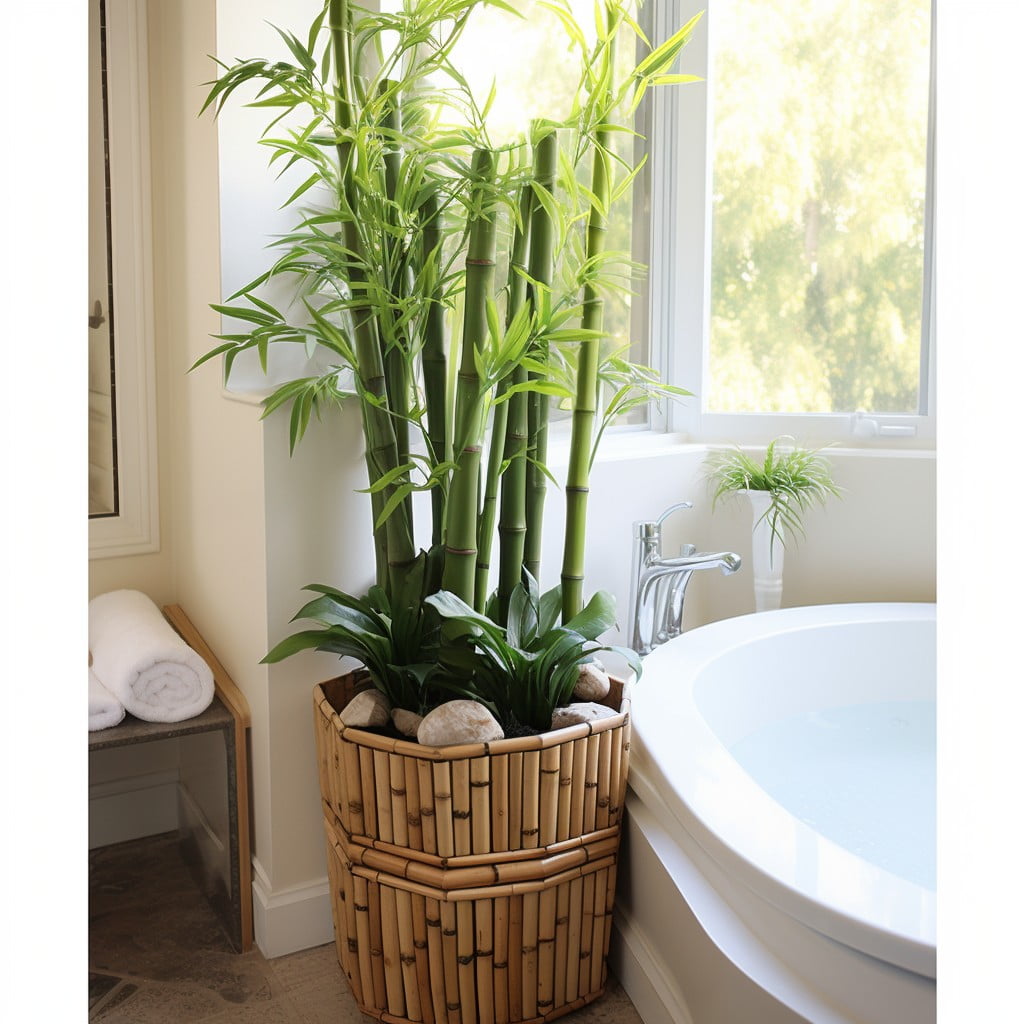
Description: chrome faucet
xmin=627 ymin=502 xmax=742 ymax=656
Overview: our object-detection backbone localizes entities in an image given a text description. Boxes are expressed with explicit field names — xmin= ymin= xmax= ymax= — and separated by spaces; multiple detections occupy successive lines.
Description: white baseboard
xmin=250 ymin=858 xmax=335 ymax=959
xmin=611 ymin=910 xmax=694 ymax=1024
xmin=88 ymin=770 xmax=180 ymax=849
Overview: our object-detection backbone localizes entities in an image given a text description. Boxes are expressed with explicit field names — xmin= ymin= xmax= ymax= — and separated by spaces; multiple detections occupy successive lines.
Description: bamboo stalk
xmin=433 ymin=762 xmax=455 ymax=859
xmin=419 ymin=759 xmax=438 ymax=855
xmin=491 ymin=753 xmax=509 ymax=853
xmin=353 ymin=872 xmax=376 ymax=1008
xmin=420 ymin=190 xmax=448 ymax=548
xmin=470 ymin=757 xmax=492 ymax=855
xmin=539 ymin=746 xmax=560 ymax=848
xmin=508 ymin=896 xmax=523 ymax=1022
xmin=508 ymin=751 xmax=523 ymax=852
xmin=350 ymin=823 xmax=620 ymax=873
xmin=443 ymin=148 xmax=497 ymax=605
xmin=411 ymin=891 xmax=434 ymax=1024
xmin=495 ymin=366 xmax=529 ymax=624
xmin=608 ymin=725 xmax=623 ymax=828
xmin=569 ymin=738 xmax=587 ymax=839
xmin=596 ymin=731 xmax=613 ymax=831
xmin=328 ymin=0 xmax=416 ymax=599
xmin=590 ymin=866 xmax=609 ymax=995
xmin=405 ymin=756 xmax=424 ymax=852
xmin=440 ymin=901 xmax=460 ymax=1024
xmin=579 ymin=872 xmax=596 ymax=998
xmin=602 ymin=863 xmax=618 ymax=966
xmin=566 ymin=877 xmax=583 ymax=1002
xmin=452 ymin=759 xmax=472 ymax=856
xmin=331 ymin=725 xmax=351 ymax=833
xmin=554 ymin=882 xmax=570 ymax=1011
xmin=521 ymin=890 xmax=539 ymax=1019
xmin=477 ymin=182 xmax=533 ymax=613
xmin=456 ymin=900 xmax=478 ymax=1023
xmin=523 ymin=127 xmax=559 ymax=584
xmin=380 ymin=885 xmax=406 ymax=1016
xmin=340 ymin=851 xmax=364 ymax=1004
xmin=368 ymin=880 xmax=388 ymax=1009
xmin=476 ymin=899 xmax=495 ymax=1024
xmin=375 ymin=749 xmax=395 ymax=844
xmin=377 ymin=79 xmax=412 ymax=526
xmin=395 ymin=888 xmax=421 ymax=1021
xmin=425 ymin=898 xmax=448 ymax=1024
xmin=583 ymin=735 xmax=601 ymax=835
xmin=390 ymin=753 xmax=409 ymax=849
xmin=562 ymin=5 xmax=619 ymax=622
xmin=537 ymin=886 xmax=557 ymax=1015
xmin=521 ymin=751 xmax=540 ymax=850
xmin=493 ymin=895 xmax=510 ymax=1024
xmin=359 ymin=746 xmax=378 ymax=839
xmin=314 ymin=700 xmax=332 ymax=816
xmin=556 ymin=742 xmax=574 ymax=843
xmin=324 ymin=839 xmax=346 ymax=980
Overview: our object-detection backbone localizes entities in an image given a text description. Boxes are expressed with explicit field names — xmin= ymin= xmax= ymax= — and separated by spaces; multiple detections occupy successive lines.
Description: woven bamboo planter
xmin=313 ymin=671 xmax=633 ymax=1024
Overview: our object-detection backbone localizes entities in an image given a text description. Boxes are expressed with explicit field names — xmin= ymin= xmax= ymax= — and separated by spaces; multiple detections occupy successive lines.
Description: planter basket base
xmin=313 ymin=672 xmax=633 ymax=1024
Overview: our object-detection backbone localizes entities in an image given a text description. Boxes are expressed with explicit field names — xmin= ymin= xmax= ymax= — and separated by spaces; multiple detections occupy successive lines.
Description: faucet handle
xmin=657 ymin=501 xmax=693 ymax=526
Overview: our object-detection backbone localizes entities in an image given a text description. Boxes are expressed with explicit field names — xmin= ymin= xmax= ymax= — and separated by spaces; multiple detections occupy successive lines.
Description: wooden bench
xmin=88 ymin=605 xmax=253 ymax=952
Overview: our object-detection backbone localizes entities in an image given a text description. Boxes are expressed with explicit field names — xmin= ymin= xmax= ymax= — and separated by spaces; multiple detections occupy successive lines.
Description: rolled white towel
xmin=89 ymin=589 xmax=215 ymax=723
xmin=89 ymin=667 xmax=125 ymax=731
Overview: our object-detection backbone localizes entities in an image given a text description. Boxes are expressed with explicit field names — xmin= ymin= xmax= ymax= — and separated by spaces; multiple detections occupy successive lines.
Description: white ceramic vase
xmin=744 ymin=489 xmax=784 ymax=612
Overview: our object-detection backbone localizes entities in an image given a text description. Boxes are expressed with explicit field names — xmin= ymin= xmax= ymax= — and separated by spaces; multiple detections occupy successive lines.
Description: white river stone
xmin=417 ymin=700 xmax=505 ymax=747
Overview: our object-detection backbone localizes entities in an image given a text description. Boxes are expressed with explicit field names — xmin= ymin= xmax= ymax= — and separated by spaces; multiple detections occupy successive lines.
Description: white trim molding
xmin=250 ymin=858 xmax=335 ymax=960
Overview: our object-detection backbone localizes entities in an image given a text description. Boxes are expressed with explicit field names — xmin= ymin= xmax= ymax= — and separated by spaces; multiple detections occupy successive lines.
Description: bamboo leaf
xmin=375 ymin=481 xmax=416 ymax=529
xmin=634 ymin=11 xmax=703 ymax=79
xmin=358 ymin=461 xmax=417 ymax=495
xmin=270 ymin=25 xmax=317 ymax=73
xmin=211 ymin=303 xmax=274 ymax=325
xmin=651 ymin=73 xmax=703 ymax=86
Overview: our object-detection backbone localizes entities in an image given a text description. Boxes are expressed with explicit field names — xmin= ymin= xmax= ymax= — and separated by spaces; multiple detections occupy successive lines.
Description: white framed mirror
xmin=89 ymin=0 xmax=159 ymax=558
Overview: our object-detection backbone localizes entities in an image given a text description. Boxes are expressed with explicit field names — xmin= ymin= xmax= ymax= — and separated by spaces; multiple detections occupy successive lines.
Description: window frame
xmin=645 ymin=0 xmax=937 ymax=450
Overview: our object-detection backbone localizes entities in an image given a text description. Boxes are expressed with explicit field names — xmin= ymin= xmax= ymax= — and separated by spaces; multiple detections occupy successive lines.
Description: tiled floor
xmin=89 ymin=833 xmax=644 ymax=1023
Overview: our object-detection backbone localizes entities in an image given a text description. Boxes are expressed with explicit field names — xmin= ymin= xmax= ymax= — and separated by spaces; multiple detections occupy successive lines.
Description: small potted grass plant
xmin=194 ymin=2 xmax=700 ymax=1020
xmin=704 ymin=437 xmax=840 ymax=611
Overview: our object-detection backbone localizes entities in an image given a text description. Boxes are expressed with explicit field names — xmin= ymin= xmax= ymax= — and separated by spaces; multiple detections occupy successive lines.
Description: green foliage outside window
xmin=708 ymin=0 xmax=931 ymax=415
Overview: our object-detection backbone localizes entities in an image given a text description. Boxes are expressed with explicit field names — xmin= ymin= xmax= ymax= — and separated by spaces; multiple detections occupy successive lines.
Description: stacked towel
xmin=89 ymin=589 xmax=215 ymax=723
xmin=89 ymin=668 xmax=125 ymax=731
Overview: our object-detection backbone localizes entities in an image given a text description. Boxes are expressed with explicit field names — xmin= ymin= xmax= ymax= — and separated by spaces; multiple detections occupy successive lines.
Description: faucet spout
xmin=645 ymin=551 xmax=741 ymax=576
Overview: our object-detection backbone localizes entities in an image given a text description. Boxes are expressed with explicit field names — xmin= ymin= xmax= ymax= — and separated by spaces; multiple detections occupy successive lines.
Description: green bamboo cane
xmin=329 ymin=0 xmax=415 ymax=596
xmin=561 ymin=9 xmax=616 ymax=623
xmin=378 ymin=78 xmax=414 ymax=531
xmin=442 ymin=148 xmax=497 ymax=605
xmin=523 ymin=127 xmax=559 ymax=586
xmin=419 ymin=190 xmax=448 ymax=548
xmin=477 ymin=183 xmax=533 ymax=614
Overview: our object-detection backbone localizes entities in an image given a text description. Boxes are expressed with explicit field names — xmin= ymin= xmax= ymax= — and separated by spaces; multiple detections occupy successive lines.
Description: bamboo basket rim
xmin=315 ymin=670 xmax=633 ymax=764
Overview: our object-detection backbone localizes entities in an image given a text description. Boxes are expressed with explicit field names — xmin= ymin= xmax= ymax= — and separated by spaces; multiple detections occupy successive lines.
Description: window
xmin=650 ymin=0 xmax=936 ymax=446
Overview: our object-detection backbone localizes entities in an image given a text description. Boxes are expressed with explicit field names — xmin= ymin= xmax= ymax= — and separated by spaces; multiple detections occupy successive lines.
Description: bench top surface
xmin=88 ymin=693 xmax=234 ymax=750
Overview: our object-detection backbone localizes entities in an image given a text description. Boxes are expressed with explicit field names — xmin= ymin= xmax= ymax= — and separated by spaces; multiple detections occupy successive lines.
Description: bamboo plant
xmin=194 ymin=0 xmax=701 ymax=731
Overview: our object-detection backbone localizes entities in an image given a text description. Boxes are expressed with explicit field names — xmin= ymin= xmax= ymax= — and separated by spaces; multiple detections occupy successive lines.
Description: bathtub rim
xmin=629 ymin=601 xmax=937 ymax=980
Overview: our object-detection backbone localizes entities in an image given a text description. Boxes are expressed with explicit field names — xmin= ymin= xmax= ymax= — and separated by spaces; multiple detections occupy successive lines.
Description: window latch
xmin=850 ymin=411 xmax=917 ymax=439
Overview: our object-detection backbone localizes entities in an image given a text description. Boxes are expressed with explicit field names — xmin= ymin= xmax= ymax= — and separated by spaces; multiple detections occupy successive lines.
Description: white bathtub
xmin=612 ymin=603 xmax=936 ymax=1024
